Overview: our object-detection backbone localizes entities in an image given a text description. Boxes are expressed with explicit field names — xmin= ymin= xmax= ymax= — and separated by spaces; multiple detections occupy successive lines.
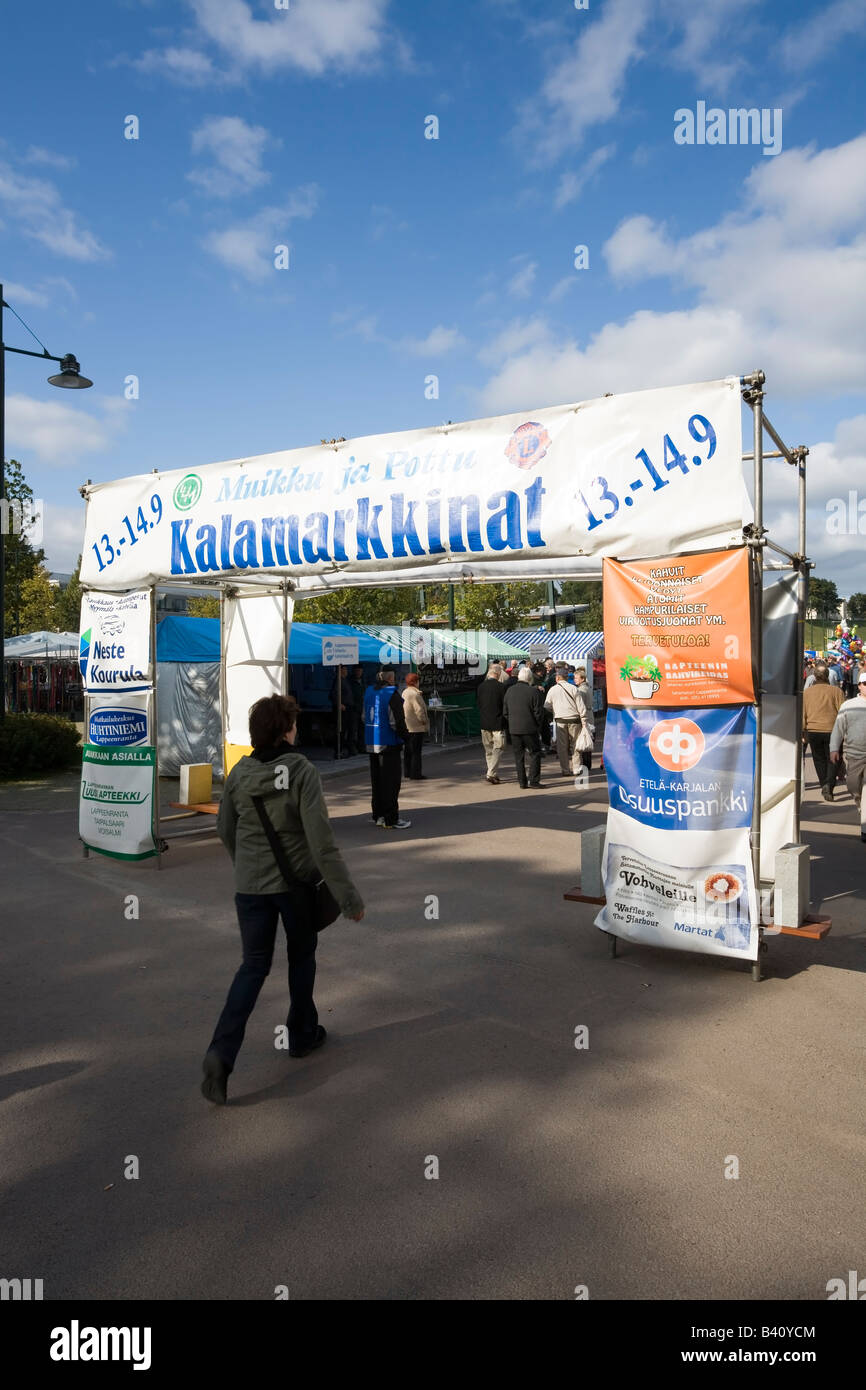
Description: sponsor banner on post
xmin=79 ymin=745 xmax=157 ymax=860
xmin=603 ymin=705 xmax=756 ymax=832
xmin=79 ymin=590 xmax=152 ymax=692
xmin=596 ymin=808 xmax=759 ymax=961
xmin=603 ymin=547 xmax=755 ymax=707
xmin=322 ymin=636 xmax=359 ymax=666
xmin=87 ymin=691 xmax=151 ymax=747
xmin=79 ymin=378 xmax=744 ymax=592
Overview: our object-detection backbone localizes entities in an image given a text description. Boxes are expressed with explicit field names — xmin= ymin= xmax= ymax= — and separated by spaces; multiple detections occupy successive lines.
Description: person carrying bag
xmin=201 ymin=694 xmax=364 ymax=1105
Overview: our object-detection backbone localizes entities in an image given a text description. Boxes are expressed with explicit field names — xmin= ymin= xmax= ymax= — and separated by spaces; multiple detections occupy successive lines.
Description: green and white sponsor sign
xmin=79 ymin=744 xmax=158 ymax=861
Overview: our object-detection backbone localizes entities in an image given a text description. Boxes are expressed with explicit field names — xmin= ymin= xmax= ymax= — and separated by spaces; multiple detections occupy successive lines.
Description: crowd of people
xmin=477 ymin=658 xmax=594 ymax=788
xmin=803 ymin=659 xmax=866 ymax=840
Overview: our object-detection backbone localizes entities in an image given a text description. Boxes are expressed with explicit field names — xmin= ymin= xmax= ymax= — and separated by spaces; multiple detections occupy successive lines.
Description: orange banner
xmin=603 ymin=548 xmax=755 ymax=707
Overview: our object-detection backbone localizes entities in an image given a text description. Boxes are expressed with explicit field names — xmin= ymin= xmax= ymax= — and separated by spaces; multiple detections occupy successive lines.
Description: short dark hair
xmin=248 ymin=694 xmax=298 ymax=750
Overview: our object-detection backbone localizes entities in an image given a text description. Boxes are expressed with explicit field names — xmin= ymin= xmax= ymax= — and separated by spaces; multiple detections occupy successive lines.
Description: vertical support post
xmin=448 ymin=584 xmax=456 ymax=629
xmin=0 ymin=286 xmax=6 ymax=719
xmin=794 ymin=447 xmax=808 ymax=842
xmin=750 ymin=376 xmax=766 ymax=966
xmin=335 ymin=666 xmax=342 ymax=760
xmin=151 ymin=586 xmax=161 ymax=867
xmin=281 ymin=585 xmax=289 ymax=697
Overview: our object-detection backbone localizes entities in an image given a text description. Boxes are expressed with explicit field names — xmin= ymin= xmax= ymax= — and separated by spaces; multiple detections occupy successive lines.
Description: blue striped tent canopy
xmin=487 ymin=629 xmax=604 ymax=662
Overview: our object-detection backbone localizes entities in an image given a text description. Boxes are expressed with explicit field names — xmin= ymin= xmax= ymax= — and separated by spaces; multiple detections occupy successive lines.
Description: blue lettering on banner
xmin=168 ymin=481 xmax=548 ymax=577
xmin=603 ymin=705 xmax=756 ymax=831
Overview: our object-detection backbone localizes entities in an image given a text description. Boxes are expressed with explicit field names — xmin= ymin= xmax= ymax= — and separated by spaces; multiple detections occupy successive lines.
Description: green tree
xmin=3 ymin=458 xmax=44 ymax=637
xmin=808 ymin=576 xmax=840 ymax=630
xmin=187 ymin=596 xmax=220 ymax=619
xmin=19 ymin=567 xmax=57 ymax=633
xmin=453 ymin=582 xmax=544 ymax=629
xmin=294 ymin=586 xmax=420 ymax=626
xmin=560 ymin=580 xmax=604 ymax=631
xmin=846 ymin=592 xmax=866 ymax=624
xmin=51 ymin=556 xmax=83 ymax=631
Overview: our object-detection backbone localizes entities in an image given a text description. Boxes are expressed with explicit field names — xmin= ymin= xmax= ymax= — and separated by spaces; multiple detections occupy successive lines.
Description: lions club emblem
xmin=505 ymin=420 xmax=551 ymax=470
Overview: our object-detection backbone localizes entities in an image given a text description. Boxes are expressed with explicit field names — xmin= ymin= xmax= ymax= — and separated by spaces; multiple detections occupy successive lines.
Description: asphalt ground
xmin=0 ymin=744 xmax=864 ymax=1301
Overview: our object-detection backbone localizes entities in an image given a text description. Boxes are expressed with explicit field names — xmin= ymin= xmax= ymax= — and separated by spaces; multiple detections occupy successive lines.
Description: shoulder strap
xmin=252 ymin=794 xmax=300 ymax=888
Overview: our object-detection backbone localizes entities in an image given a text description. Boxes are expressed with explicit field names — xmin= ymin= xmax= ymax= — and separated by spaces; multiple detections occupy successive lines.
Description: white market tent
xmin=4 ymin=630 xmax=80 ymax=660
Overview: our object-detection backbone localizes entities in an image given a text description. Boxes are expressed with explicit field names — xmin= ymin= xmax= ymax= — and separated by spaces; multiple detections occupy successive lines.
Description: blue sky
xmin=2 ymin=0 xmax=865 ymax=595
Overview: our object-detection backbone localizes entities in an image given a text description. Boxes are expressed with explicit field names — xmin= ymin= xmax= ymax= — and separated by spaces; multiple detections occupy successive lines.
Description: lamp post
xmin=1 ymin=283 xmax=93 ymax=718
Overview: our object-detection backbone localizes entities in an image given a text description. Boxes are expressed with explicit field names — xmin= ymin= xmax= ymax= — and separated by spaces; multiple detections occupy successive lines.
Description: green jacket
xmin=217 ymin=747 xmax=364 ymax=916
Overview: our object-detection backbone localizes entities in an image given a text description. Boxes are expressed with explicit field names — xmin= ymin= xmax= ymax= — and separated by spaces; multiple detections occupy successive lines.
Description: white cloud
xmin=39 ymin=501 xmax=88 ymax=572
xmin=2 ymin=277 xmax=76 ymax=309
xmin=759 ymin=415 xmax=866 ymax=595
xmin=401 ymin=325 xmax=466 ymax=356
xmin=507 ymin=260 xmax=538 ymax=299
xmin=663 ymin=0 xmax=753 ymax=89
xmin=477 ymin=306 xmax=749 ymax=412
xmin=0 ymin=162 xmax=109 ymax=261
xmin=546 ymin=276 xmax=577 ymax=304
xmin=600 ymin=135 xmax=866 ymax=394
xmin=202 ymin=185 xmax=319 ymax=281
xmin=780 ymin=0 xmax=866 ymax=71
xmin=139 ymin=0 xmax=396 ymax=83
xmin=554 ymin=144 xmax=615 ymax=209
xmin=514 ymin=0 xmax=650 ymax=162
xmin=135 ymin=46 xmax=223 ymax=86
xmin=23 ymin=146 xmax=76 ymax=170
xmin=189 ymin=116 xmax=273 ymax=197
xmin=6 ymin=395 xmax=132 ymax=466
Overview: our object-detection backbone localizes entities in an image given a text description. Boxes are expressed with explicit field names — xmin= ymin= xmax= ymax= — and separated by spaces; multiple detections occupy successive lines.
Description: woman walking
xmin=202 ymin=694 xmax=364 ymax=1105
xmin=402 ymin=672 xmax=430 ymax=779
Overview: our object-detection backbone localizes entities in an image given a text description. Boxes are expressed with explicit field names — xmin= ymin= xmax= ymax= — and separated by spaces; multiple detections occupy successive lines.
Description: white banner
xmin=79 ymin=590 xmax=152 ymax=692
xmin=222 ymin=589 xmax=292 ymax=749
xmin=86 ymin=691 xmax=151 ymax=747
xmin=596 ymin=808 xmax=760 ymax=962
xmin=79 ymin=745 xmax=157 ymax=860
xmin=80 ymin=378 xmax=744 ymax=592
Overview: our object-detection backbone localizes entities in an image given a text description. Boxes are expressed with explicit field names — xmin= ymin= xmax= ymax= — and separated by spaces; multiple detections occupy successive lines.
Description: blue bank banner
xmin=604 ymin=704 xmax=756 ymax=831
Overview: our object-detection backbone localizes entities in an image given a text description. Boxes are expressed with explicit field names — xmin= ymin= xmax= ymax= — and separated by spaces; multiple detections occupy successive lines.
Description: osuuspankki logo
xmin=505 ymin=421 xmax=551 ymax=471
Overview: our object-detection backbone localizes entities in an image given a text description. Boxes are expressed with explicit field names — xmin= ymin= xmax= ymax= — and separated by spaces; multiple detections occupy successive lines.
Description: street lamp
xmin=1 ymin=282 xmax=93 ymax=719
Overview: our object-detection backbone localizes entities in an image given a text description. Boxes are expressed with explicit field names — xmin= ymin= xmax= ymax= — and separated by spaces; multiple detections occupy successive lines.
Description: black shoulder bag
xmin=251 ymin=795 xmax=341 ymax=931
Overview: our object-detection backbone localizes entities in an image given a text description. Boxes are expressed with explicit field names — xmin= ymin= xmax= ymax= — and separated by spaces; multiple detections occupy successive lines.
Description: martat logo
xmin=173 ymin=473 xmax=202 ymax=511
xmin=79 ymin=628 xmax=91 ymax=680
xmin=648 ymin=718 xmax=705 ymax=773
xmin=505 ymin=421 xmax=551 ymax=471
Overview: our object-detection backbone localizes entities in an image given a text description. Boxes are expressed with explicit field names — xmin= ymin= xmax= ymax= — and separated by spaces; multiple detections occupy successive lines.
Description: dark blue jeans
xmin=209 ymin=892 xmax=319 ymax=1070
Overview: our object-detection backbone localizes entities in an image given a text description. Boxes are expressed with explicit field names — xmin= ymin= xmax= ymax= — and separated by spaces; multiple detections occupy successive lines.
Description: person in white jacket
xmin=544 ymin=666 xmax=593 ymax=777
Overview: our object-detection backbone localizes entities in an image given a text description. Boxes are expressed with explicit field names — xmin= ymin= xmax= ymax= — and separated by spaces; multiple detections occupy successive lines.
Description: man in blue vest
xmin=364 ymin=669 xmax=411 ymax=828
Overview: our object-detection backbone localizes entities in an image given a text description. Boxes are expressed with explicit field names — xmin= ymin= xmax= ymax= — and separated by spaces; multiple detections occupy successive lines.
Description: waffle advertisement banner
xmin=603 ymin=547 xmax=755 ymax=708
xmin=595 ymin=808 xmax=759 ymax=962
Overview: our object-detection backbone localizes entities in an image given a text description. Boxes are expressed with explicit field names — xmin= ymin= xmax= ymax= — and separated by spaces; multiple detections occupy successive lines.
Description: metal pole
xmin=794 ymin=446 xmax=809 ymax=842
xmin=547 ymin=580 xmax=557 ymax=632
xmin=746 ymin=374 xmax=766 ymax=979
xmin=448 ymin=584 xmax=455 ymax=629
xmin=1 ymin=285 xmax=6 ymax=720
xmin=150 ymin=587 xmax=163 ymax=866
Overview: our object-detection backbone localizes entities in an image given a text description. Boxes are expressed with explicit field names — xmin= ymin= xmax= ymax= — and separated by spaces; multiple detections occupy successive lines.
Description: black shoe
xmin=201 ymin=1049 xmax=229 ymax=1105
xmin=529 ymin=782 xmax=544 ymax=788
xmin=289 ymin=1025 xmax=327 ymax=1058
xmin=822 ymin=785 xmax=834 ymax=801
xmin=518 ymin=782 xmax=529 ymax=789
